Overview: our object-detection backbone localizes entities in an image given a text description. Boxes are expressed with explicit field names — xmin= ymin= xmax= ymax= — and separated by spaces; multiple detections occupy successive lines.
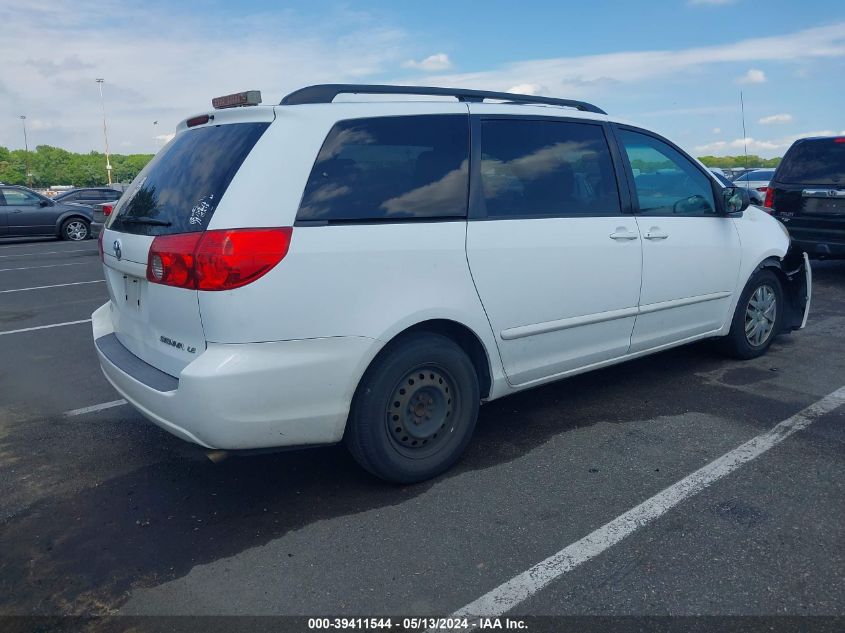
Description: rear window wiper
xmin=120 ymin=216 xmax=172 ymax=226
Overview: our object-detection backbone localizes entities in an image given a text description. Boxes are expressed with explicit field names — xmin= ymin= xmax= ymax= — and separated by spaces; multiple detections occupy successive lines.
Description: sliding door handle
xmin=609 ymin=229 xmax=639 ymax=241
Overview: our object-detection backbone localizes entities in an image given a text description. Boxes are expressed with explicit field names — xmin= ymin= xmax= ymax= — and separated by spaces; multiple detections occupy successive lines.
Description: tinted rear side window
xmin=479 ymin=119 xmax=621 ymax=218
xmin=297 ymin=115 xmax=469 ymax=222
xmin=109 ymin=122 xmax=269 ymax=235
xmin=778 ymin=139 xmax=845 ymax=185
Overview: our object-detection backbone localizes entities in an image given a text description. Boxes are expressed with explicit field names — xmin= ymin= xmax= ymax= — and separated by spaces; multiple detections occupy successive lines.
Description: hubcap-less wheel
xmin=744 ymin=284 xmax=777 ymax=347
xmin=386 ymin=366 xmax=457 ymax=459
xmin=65 ymin=221 xmax=88 ymax=241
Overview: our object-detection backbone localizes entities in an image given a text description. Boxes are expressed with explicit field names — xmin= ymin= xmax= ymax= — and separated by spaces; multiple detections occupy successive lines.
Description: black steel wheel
xmin=345 ymin=332 xmax=480 ymax=483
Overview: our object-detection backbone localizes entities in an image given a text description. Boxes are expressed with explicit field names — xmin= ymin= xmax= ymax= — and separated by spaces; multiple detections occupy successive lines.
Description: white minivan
xmin=93 ymin=85 xmax=811 ymax=483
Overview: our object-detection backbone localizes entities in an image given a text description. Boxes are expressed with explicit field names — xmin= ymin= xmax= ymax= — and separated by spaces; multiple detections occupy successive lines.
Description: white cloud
xmin=403 ymin=53 xmax=452 ymax=71
xmin=0 ymin=1 xmax=408 ymax=153
xmin=695 ymin=129 xmax=845 ymax=155
xmin=736 ymin=68 xmax=766 ymax=84
xmin=712 ymin=127 xmax=721 ymax=134
xmin=758 ymin=113 xmax=793 ymax=125
xmin=507 ymin=83 xmax=547 ymax=96
xmin=421 ymin=24 xmax=844 ymax=98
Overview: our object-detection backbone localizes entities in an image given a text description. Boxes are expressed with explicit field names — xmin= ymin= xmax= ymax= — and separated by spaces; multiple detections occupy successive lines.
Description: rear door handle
xmin=644 ymin=228 xmax=668 ymax=240
xmin=610 ymin=228 xmax=639 ymax=241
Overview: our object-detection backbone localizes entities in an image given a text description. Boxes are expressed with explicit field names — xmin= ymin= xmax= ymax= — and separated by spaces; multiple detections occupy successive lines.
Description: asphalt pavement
xmin=0 ymin=236 xmax=843 ymax=628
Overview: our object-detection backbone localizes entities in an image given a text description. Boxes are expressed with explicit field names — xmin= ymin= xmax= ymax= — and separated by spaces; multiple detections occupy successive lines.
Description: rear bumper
xmin=91 ymin=220 xmax=104 ymax=238
xmin=92 ymin=302 xmax=381 ymax=450
xmin=792 ymin=238 xmax=845 ymax=259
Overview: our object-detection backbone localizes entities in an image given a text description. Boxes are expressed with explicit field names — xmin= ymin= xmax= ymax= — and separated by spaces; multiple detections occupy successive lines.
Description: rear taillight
xmin=764 ymin=186 xmax=774 ymax=209
xmin=146 ymin=228 xmax=292 ymax=291
xmin=102 ymin=204 xmax=113 ymax=216
xmin=97 ymin=230 xmax=104 ymax=262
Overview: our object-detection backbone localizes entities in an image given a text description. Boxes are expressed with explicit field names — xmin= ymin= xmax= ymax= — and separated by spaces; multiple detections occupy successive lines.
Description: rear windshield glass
xmin=297 ymin=115 xmax=469 ymax=223
xmin=108 ymin=122 xmax=269 ymax=235
xmin=778 ymin=139 xmax=845 ymax=185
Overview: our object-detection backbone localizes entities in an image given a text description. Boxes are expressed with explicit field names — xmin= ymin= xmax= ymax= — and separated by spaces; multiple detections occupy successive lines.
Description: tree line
xmin=0 ymin=145 xmax=153 ymax=188
xmin=0 ymin=144 xmax=781 ymax=189
xmin=697 ymin=154 xmax=781 ymax=168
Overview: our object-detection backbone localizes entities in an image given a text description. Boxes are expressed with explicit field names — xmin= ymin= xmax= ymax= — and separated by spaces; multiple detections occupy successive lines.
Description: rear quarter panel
xmin=199 ymin=102 xmax=508 ymax=397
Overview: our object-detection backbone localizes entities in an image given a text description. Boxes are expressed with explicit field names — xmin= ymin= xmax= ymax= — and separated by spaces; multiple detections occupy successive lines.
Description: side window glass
xmin=2 ymin=189 xmax=41 ymax=206
xmin=480 ymin=119 xmax=621 ymax=218
xmin=297 ymin=115 xmax=469 ymax=222
xmin=618 ymin=129 xmax=716 ymax=216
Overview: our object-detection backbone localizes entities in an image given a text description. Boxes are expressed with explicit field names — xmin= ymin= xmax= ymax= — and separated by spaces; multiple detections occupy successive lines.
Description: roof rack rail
xmin=279 ymin=84 xmax=607 ymax=115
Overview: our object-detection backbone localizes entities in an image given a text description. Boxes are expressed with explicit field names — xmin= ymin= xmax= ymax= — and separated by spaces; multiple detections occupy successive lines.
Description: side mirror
xmin=722 ymin=186 xmax=750 ymax=215
xmin=39 ymin=199 xmax=51 ymax=207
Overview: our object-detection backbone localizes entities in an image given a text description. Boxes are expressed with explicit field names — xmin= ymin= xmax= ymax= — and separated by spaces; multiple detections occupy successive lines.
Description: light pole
xmin=20 ymin=115 xmax=32 ymax=188
xmin=96 ymin=78 xmax=113 ymax=185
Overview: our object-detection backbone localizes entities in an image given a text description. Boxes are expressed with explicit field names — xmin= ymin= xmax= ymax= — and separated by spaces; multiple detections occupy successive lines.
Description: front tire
xmin=721 ymin=269 xmax=783 ymax=359
xmin=61 ymin=218 xmax=90 ymax=241
xmin=345 ymin=333 xmax=480 ymax=484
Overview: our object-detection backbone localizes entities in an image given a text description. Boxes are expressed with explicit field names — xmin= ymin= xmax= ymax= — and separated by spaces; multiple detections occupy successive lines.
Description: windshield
xmin=108 ymin=122 xmax=269 ymax=236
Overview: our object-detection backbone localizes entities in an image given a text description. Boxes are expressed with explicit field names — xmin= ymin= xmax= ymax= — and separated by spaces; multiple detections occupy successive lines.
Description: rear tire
xmin=61 ymin=218 xmax=90 ymax=241
xmin=344 ymin=333 xmax=480 ymax=484
xmin=721 ymin=269 xmax=783 ymax=359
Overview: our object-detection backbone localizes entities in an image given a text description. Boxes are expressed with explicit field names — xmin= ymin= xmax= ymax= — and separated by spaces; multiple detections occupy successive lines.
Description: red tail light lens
xmin=102 ymin=204 xmax=113 ymax=216
xmin=97 ymin=230 xmax=105 ymax=262
xmin=146 ymin=228 xmax=292 ymax=291
xmin=764 ymin=186 xmax=774 ymax=209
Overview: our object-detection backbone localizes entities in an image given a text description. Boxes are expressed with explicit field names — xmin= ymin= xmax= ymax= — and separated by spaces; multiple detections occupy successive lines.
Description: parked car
xmin=53 ymin=187 xmax=123 ymax=207
xmin=0 ymin=185 xmax=93 ymax=240
xmin=728 ymin=167 xmax=759 ymax=181
xmin=766 ymin=136 xmax=845 ymax=259
xmin=90 ymin=201 xmax=117 ymax=238
xmin=713 ymin=172 xmax=765 ymax=206
xmin=732 ymin=168 xmax=775 ymax=193
xmin=92 ymin=85 xmax=811 ymax=483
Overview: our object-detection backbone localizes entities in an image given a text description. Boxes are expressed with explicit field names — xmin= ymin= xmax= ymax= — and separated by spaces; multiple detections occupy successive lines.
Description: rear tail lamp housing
xmin=146 ymin=228 xmax=292 ymax=291
xmin=764 ymin=186 xmax=774 ymax=210
xmin=101 ymin=204 xmax=113 ymax=216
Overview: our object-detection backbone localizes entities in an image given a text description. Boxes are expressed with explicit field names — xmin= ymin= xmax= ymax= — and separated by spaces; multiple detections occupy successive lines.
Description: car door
xmin=614 ymin=126 xmax=741 ymax=352
xmin=465 ymin=113 xmax=642 ymax=387
xmin=2 ymin=187 xmax=56 ymax=236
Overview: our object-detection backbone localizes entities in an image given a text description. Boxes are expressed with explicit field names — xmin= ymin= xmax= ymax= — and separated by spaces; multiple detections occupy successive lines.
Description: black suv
xmin=767 ymin=136 xmax=845 ymax=258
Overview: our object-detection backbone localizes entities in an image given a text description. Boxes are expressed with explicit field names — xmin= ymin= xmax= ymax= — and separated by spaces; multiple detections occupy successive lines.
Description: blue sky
xmin=1 ymin=0 xmax=843 ymax=157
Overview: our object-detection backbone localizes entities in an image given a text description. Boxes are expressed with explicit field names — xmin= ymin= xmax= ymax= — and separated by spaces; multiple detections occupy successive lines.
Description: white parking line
xmin=65 ymin=399 xmax=127 ymax=417
xmin=0 ymin=248 xmax=94 ymax=259
xmin=452 ymin=386 xmax=845 ymax=619
xmin=0 ymin=262 xmax=88 ymax=273
xmin=0 ymin=240 xmax=76 ymax=249
xmin=0 ymin=319 xmax=92 ymax=336
xmin=0 ymin=280 xmax=105 ymax=294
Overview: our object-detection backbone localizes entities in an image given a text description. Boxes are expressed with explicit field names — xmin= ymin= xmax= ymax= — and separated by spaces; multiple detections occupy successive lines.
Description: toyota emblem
xmin=113 ymin=240 xmax=122 ymax=261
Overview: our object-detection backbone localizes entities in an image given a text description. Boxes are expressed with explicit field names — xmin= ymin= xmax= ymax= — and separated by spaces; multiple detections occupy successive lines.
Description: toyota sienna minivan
xmin=93 ymin=85 xmax=812 ymax=483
